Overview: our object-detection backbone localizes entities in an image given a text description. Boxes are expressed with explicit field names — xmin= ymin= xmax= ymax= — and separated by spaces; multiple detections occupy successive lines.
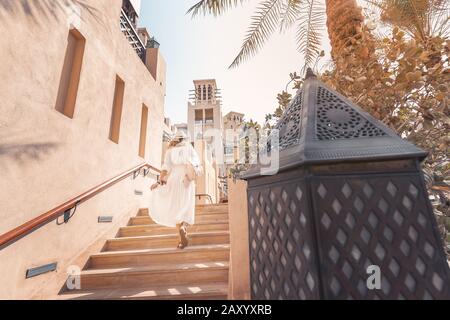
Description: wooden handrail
xmin=0 ymin=163 xmax=160 ymax=249
xmin=432 ymin=185 xmax=450 ymax=193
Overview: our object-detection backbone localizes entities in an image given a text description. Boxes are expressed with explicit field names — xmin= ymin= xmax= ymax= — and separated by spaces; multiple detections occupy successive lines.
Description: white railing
xmin=119 ymin=9 xmax=146 ymax=62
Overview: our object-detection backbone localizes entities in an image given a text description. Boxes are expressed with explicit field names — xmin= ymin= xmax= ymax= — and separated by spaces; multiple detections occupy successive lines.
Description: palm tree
xmin=188 ymin=0 xmax=449 ymax=70
xmin=325 ymin=0 xmax=377 ymax=62
xmin=188 ymin=0 xmax=373 ymax=71
xmin=368 ymin=0 xmax=449 ymax=42
xmin=368 ymin=0 xmax=449 ymax=70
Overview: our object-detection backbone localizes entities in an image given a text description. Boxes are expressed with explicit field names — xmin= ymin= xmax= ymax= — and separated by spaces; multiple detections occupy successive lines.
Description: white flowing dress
xmin=149 ymin=142 xmax=201 ymax=227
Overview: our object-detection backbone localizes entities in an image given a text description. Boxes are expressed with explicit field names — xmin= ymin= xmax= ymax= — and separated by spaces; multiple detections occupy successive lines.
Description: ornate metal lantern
xmin=242 ymin=70 xmax=450 ymax=300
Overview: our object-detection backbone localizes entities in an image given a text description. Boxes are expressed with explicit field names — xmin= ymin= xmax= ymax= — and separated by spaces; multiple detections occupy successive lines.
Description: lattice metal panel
xmin=311 ymin=174 xmax=450 ymax=300
xmin=316 ymin=87 xmax=386 ymax=141
xmin=273 ymin=92 xmax=303 ymax=151
xmin=247 ymin=179 xmax=320 ymax=300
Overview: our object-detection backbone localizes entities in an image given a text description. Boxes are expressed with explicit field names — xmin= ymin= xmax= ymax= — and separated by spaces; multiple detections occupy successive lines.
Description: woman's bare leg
xmin=177 ymin=222 xmax=189 ymax=249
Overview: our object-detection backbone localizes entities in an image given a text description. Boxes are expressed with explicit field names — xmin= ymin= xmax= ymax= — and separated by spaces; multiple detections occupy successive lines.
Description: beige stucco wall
xmin=0 ymin=0 xmax=165 ymax=299
xmin=227 ymin=179 xmax=251 ymax=300
xmin=146 ymin=48 xmax=166 ymax=89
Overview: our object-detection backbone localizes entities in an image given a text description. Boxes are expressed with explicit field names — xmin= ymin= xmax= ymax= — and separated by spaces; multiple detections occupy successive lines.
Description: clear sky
xmin=139 ymin=0 xmax=332 ymax=125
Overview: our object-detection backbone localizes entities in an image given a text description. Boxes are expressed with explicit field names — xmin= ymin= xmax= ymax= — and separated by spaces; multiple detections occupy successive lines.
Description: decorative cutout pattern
xmin=248 ymin=172 xmax=450 ymax=300
xmin=316 ymin=87 xmax=386 ymax=140
xmin=248 ymin=180 xmax=320 ymax=300
xmin=311 ymin=175 xmax=450 ymax=300
xmin=273 ymin=92 xmax=303 ymax=151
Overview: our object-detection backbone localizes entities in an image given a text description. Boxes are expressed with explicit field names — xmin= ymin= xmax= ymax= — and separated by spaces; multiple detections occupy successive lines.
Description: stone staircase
xmin=58 ymin=204 xmax=230 ymax=300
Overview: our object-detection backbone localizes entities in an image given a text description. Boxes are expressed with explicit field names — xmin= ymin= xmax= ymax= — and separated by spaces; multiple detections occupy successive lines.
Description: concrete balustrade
xmin=227 ymin=179 xmax=251 ymax=300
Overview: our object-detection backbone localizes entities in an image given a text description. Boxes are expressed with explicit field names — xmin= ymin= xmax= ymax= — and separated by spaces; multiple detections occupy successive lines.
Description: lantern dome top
xmin=243 ymin=72 xmax=427 ymax=178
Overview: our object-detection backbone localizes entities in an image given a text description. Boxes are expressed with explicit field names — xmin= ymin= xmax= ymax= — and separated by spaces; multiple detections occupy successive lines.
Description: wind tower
xmin=187 ymin=79 xmax=225 ymax=203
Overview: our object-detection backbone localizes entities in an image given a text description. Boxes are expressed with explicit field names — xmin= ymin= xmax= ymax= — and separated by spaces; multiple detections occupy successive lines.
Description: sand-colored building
xmin=0 ymin=0 xmax=166 ymax=299
xmin=186 ymin=80 xmax=226 ymax=203
xmin=223 ymin=111 xmax=245 ymax=132
xmin=174 ymin=123 xmax=188 ymax=135
xmin=185 ymin=81 xmax=246 ymax=203
xmin=194 ymin=141 xmax=220 ymax=205
xmin=188 ymin=80 xmax=224 ymax=149
xmin=223 ymin=111 xmax=245 ymax=171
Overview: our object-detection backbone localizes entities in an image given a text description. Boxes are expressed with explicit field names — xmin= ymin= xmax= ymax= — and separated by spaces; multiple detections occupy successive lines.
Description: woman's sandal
xmin=177 ymin=224 xmax=189 ymax=249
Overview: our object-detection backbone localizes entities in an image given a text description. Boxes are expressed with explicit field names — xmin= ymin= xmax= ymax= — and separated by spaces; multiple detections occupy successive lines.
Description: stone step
xmin=136 ymin=206 xmax=228 ymax=218
xmin=118 ymin=221 xmax=229 ymax=237
xmin=196 ymin=205 xmax=229 ymax=214
xmin=87 ymin=244 xmax=230 ymax=269
xmin=70 ymin=261 xmax=229 ymax=290
xmin=196 ymin=204 xmax=228 ymax=210
xmin=104 ymin=231 xmax=230 ymax=252
xmin=136 ymin=208 xmax=149 ymax=217
xmin=128 ymin=213 xmax=229 ymax=226
xmin=58 ymin=282 xmax=229 ymax=300
xmin=128 ymin=216 xmax=156 ymax=226
xmin=58 ymin=204 xmax=231 ymax=300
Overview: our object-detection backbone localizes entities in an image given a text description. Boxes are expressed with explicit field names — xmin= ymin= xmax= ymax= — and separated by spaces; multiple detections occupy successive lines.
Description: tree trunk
xmin=325 ymin=0 xmax=375 ymax=65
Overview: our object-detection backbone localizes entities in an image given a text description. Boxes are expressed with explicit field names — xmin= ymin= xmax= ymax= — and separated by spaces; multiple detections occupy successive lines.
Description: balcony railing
xmin=120 ymin=9 xmax=146 ymax=62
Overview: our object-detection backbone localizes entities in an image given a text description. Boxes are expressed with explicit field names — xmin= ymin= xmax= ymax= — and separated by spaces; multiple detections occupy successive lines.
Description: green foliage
xmin=265 ymin=91 xmax=293 ymax=128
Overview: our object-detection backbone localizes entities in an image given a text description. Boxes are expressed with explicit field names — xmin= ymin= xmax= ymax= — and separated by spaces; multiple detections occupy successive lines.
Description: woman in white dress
xmin=149 ymin=131 xmax=202 ymax=249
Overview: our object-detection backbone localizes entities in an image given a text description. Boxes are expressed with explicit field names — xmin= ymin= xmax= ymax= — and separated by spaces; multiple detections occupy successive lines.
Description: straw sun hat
xmin=172 ymin=131 xmax=188 ymax=141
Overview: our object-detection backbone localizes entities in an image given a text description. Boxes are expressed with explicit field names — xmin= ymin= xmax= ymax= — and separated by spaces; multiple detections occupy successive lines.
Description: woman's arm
xmin=151 ymin=169 xmax=169 ymax=190
xmin=160 ymin=149 xmax=172 ymax=185
xmin=160 ymin=170 xmax=169 ymax=184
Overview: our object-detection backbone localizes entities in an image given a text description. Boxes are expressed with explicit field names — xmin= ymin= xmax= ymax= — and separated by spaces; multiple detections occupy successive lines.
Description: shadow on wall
xmin=0 ymin=143 xmax=59 ymax=166
xmin=0 ymin=0 xmax=102 ymax=26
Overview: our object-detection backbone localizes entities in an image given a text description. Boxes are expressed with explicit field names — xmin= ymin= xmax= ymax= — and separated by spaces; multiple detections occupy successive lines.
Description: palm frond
xmin=366 ymin=0 xmax=450 ymax=39
xmin=366 ymin=0 xmax=423 ymax=34
xmin=295 ymin=0 xmax=325 ymax=74
xmin=280 ymin=0 xmax=303 ymax=31
xmin=229 ymin=0 xmax=283 ymax=68
xmin=428 ymin=0 xmax=450 ymax=37
xmin=187 ymin=0 xmax=247 ymax=17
